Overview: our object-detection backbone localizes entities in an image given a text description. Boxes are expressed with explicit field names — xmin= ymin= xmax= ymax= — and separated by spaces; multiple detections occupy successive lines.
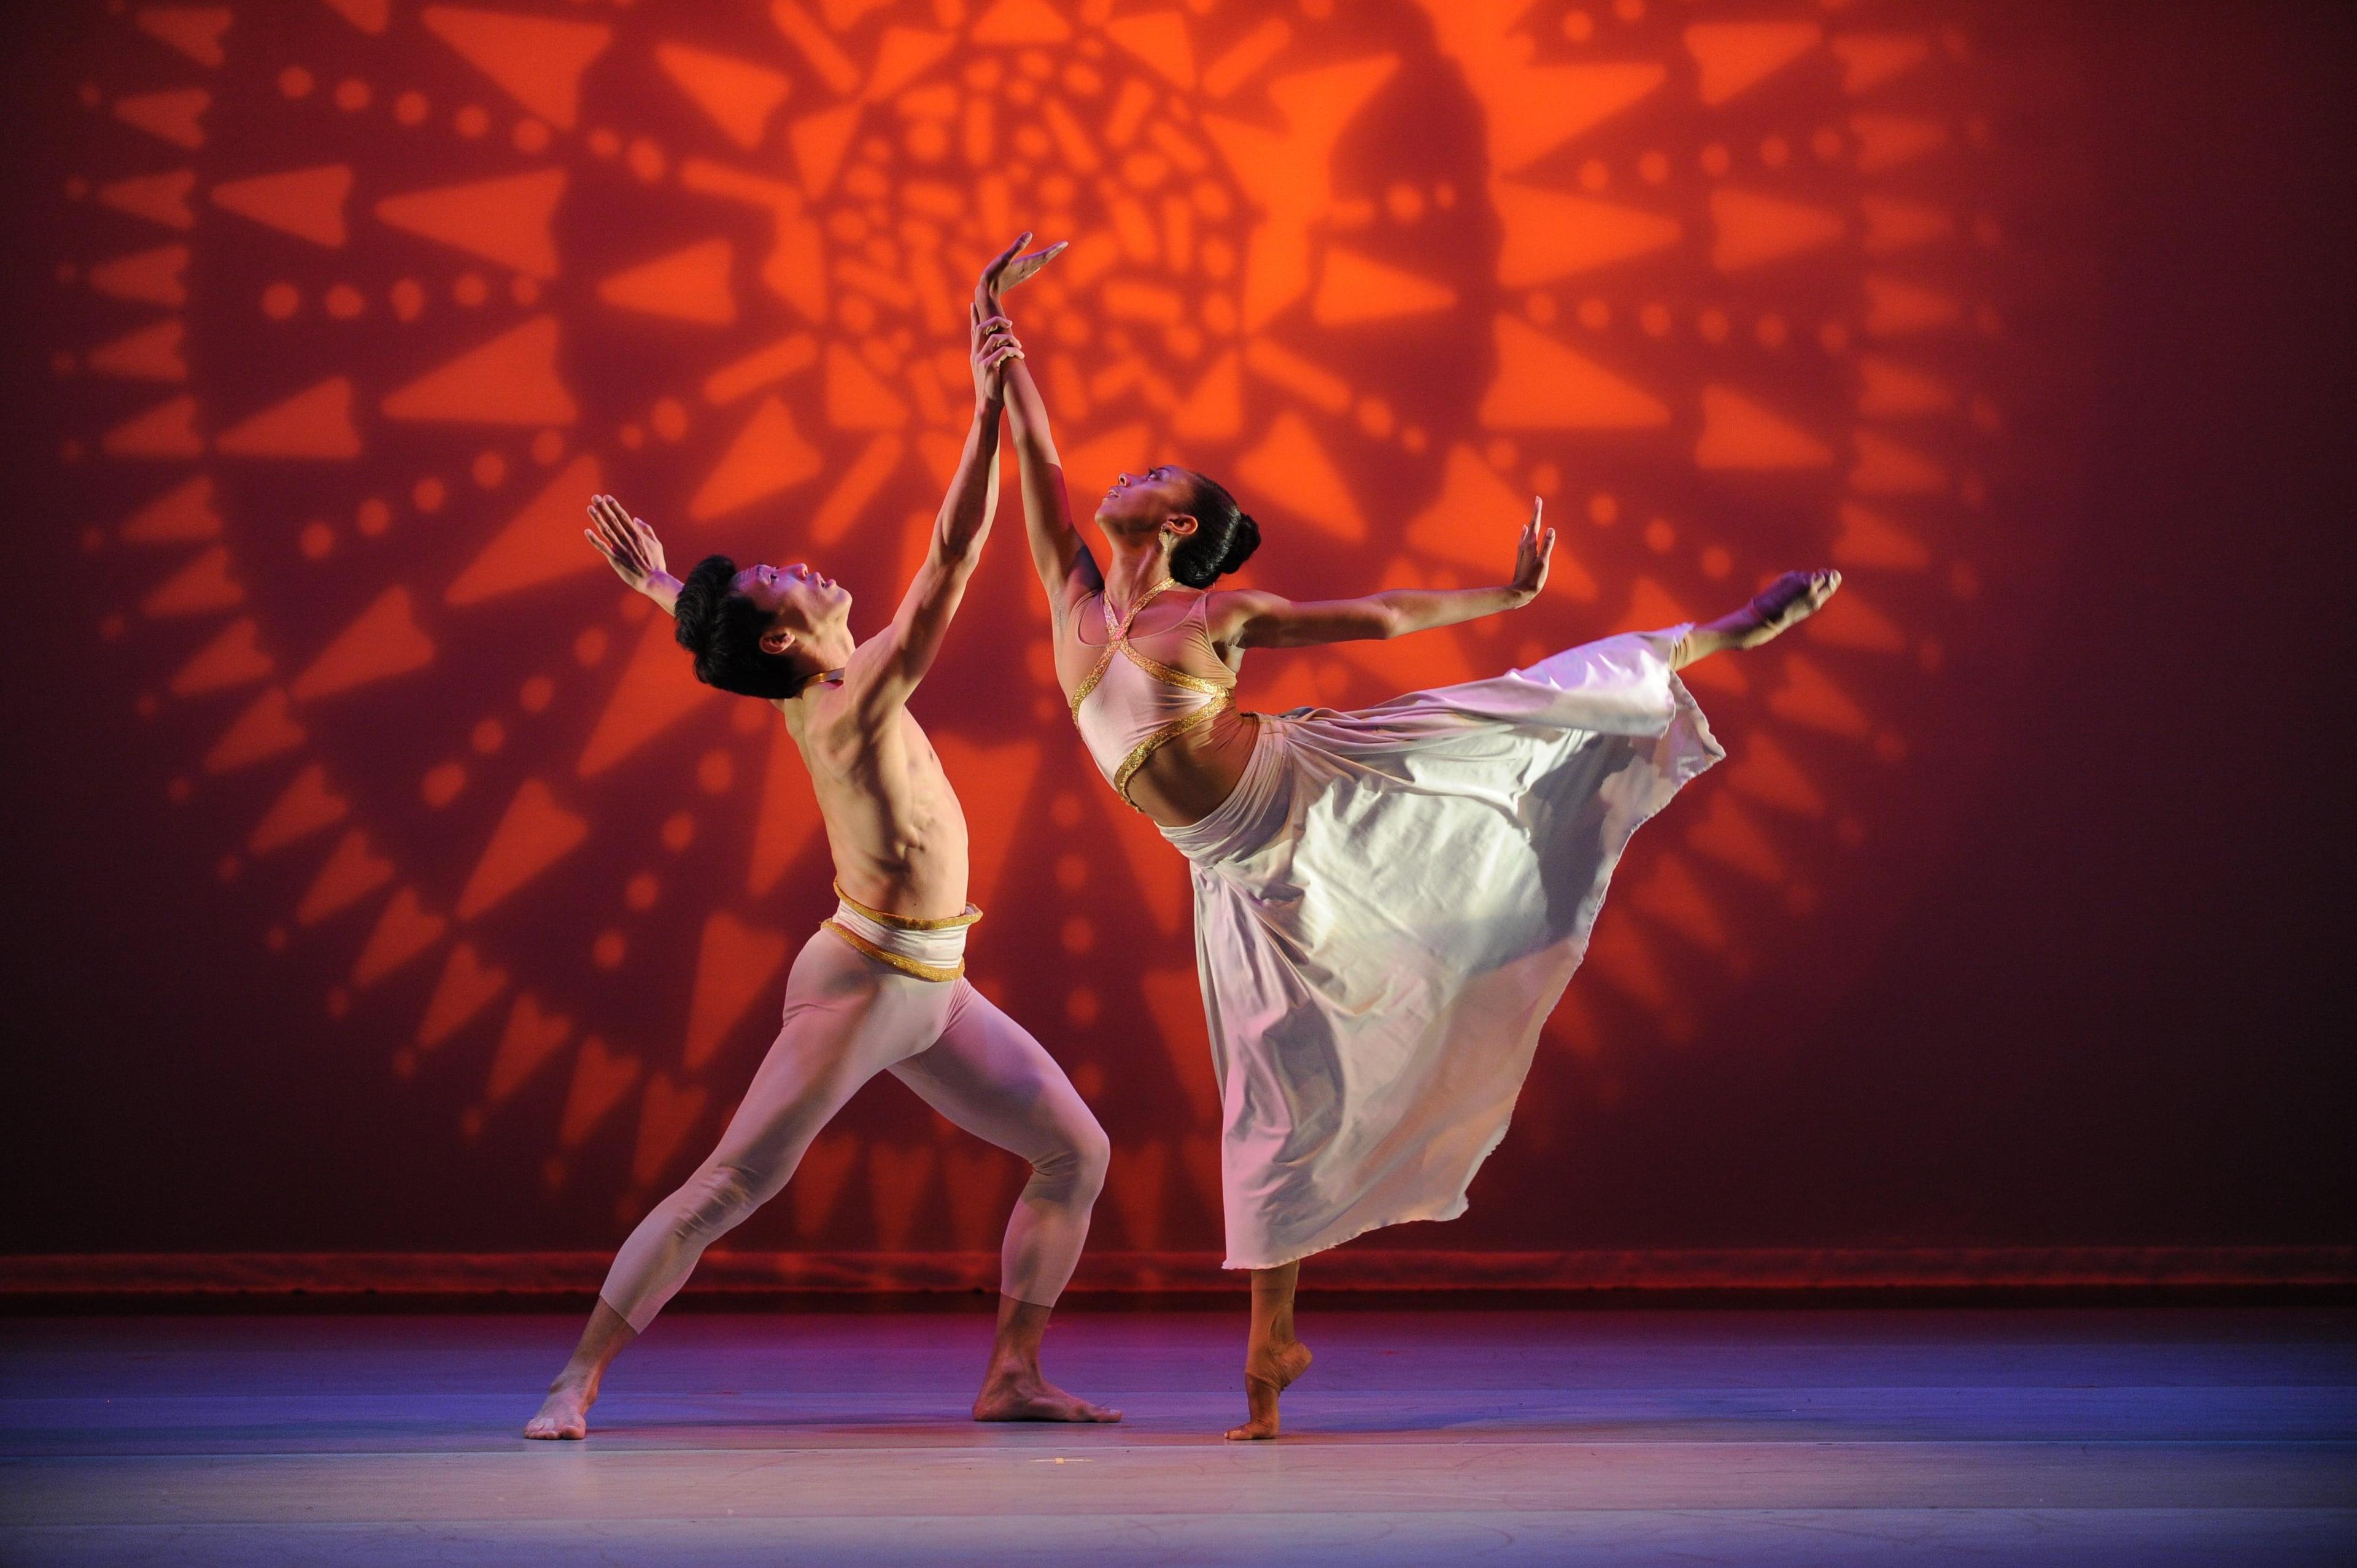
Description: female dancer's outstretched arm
xmin=1207 ymin=500 xmax=1556 ymax=647
xmin=973 ymin=234 xmax=1102 ymax=617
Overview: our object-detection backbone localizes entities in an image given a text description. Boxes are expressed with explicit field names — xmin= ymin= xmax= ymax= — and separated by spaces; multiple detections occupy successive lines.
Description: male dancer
xmin=525 ymin=250 xmax=1118 ymax=1437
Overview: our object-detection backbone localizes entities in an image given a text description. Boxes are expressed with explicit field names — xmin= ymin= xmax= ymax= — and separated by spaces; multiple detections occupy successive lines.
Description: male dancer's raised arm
xmin=532 ymin=280 xmax=1115 ymax=1440
xmin=973 ymin=234 xmax=1101 ymax=620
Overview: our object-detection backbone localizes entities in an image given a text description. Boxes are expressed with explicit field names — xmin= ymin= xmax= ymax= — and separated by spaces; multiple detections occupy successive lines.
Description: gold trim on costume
xmin=1118 ymin=638 xmax=1231 ymax=695
xmin=1068 ymin=644 xmax=1117 ymax=714
xmin=821 ymin=919 xmax=966 ymax=982
xmin=830 ymin=879 xmax=982 ymax=930
xmin=1113 ymin=690 xmax=1235 ymax=803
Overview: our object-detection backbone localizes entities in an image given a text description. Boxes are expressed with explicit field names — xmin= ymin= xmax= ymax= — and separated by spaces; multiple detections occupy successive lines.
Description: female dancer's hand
xmin=584 ymin=493 xmax=679 ymax=612
xmin=1508 ymin=498 xmax=1556 ymax=603
xmin=974 ymin=230 xmax=1067 ymax=309
xmin=970 ymin=303 xmax=1024 ymax=405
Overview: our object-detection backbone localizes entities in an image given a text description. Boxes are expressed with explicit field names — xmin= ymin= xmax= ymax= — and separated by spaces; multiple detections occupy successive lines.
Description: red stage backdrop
xmin=8 ymin=0 xmax=2348 ymax=1293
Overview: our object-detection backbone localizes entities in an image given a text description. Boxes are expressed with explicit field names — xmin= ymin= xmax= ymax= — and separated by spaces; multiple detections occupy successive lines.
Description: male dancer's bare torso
xmin=786 ymin=693 xmax=969 ymax=922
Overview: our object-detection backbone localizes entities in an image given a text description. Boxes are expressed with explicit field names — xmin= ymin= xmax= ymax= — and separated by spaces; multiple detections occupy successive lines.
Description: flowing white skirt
xmin=1158 ymin=628 xmax=1722 ymax=1269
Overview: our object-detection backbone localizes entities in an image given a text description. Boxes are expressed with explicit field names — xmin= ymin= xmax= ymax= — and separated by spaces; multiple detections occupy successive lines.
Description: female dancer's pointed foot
xmin=522 ymin=1381 xmax=592 ymax=1440
xmin=1225 ymin=1339 xmax=1313 ymax=1440
xmin=973 ymin=1370 xmax=1123 ymax=1423
xmin=1737 ymin=568 xmax=1841 ymax=646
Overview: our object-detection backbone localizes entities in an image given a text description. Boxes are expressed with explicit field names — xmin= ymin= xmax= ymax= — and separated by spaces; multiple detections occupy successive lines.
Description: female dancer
xmin=975 ymin=241 xmax=1840 ymax=1439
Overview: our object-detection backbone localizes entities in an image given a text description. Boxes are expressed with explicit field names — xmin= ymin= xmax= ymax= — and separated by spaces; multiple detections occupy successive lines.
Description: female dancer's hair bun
xmin=1171 ymin=471 xmax=1260 ymax=589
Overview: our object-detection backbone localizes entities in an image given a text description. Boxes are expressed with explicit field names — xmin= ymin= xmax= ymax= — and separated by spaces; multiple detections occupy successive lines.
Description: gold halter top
xmin=1069 ymin=579 xmax=1237 ymax=807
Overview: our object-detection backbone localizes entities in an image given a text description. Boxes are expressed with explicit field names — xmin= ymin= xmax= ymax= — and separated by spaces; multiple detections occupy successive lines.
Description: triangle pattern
xmin=375 ymin=169 xmax=566 ymax=279
xmin=446 ymin=454 xmax=605 ymax=605
xmin=455 ymin=777 xmax=589 ymax=920
xmin=1683 ymin=21 xmax=1821 ymax=105
xmin=90 ymin=244 xmax=189 ymax=306
xmin=656 ymin=42 xmax=791 ymax=151
xmin=1480 ymin=315 xmax=1670 ymax=428
xmin=1104 ymin=10 xmax=1194 ymax=88
xmin=1171 ymin=350 xmax=1242 ymax=441
xmin=927 ymin=735 xmax=1042 ymax=912
xmin=486 ymin=993 xmax=573 ymax=1102
xmin=688 ymin=395 xmax=824 ymax=520
xmin=1695 ymin=385 xmax=1833 ymax=469
xmin=558 ymin=1035 xmax=641 ymax=1147
xmin=1710 ymin=188 xmax=1846 ymax=272
xmin=168 ymin=616 xmax=272 ymax=695
xmin=102 ymin=395 xmax=203 ymax=458
xmin=87 ymin=319 xmax=187 ymax=382
xmin=98 ymin=171 xmax=196 ymax=230
xmin=1495 ymin=183 xmax=1680 ymax=285
xmin=215 ymin=376 xmax=361 ymax=458
xmin=142 ymin=546 xmax=241 ymax=617
xmin=576 ymin=614 xmax=720 ymax=778
xmin=115 ymin=89 xmax=209 ymax=149
xmin=211 ymin=164 xmax=352 ymax=247
xmin=319 ymin=0 xmax=389 ymax=33
xmin=419 ymin=942 xmax=508 ymax=1049
xmin=972 ymin=0 xmax=1074 ymax=45
xmin=682 ymin=910 xmax=791 ymax=1070
xmin=296 ymin=828 xmax=393 ymax=924
xmin=863 ymin=26 xmax=956 ymax=102
xmin=1407 ymin=444 xmax=1598 ymax=601
xmin=137 ymin=7 xmax=233 ymax=68
xmin=420 ymin=6 xmax=611 ymax=128
xmin=122 ymin=475 xmax=219 ymax=543
xmin=1766 ymin=654 xmax=1872 ymax=738
xmin=290 ymin=586 xmax=436 ymax=701
xmin=1312 ymin=245 xmax=1458 ymax=325
xmin=1490 ymin=63 xmax=1663 ymax=174
xmin=204 ymin=687 xmax=304 ymax=773
xmin=598 ymin=238 xmax=737 ymax=325
xmin=354 ymin=887 xmax=449 ymax=987
xmin=789 ymin=102 xmax=864 ymax=198
xmin=1233 ymin=409 xmax=1366 ymax=541
xmin=249 ymin=763 xmax=347 ymax=855
xmin=824 ymin=343 xmax=911 ymax=430
xmin=1833 ymin=34 xmax=1931 ymax=96
xmin=382 ymin=317 xmax=577 ymax=426
xmin=1832 ymin=501 xmax=1931 ymax=570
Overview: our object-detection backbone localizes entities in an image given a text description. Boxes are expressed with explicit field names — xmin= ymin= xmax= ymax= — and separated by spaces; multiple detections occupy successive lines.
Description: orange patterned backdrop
xmin=20 ymin=0 xmax=2152 ymax=1286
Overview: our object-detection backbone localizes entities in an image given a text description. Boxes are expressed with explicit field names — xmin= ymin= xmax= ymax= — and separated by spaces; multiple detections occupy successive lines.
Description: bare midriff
xmin=780 ymin=686 xmax=976 ymax=924
xmin=1058 ymin=583 xmax=1261 ymax=830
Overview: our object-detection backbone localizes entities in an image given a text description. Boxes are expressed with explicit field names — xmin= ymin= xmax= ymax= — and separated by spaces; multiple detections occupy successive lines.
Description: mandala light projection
xmin=56 ymin=0 xmax=2013 ymax=1262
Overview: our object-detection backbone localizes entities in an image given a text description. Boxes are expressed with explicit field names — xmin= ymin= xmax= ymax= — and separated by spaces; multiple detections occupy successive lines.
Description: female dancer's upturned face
xmin=1094 ymin=465 xmax=1199 ymax=547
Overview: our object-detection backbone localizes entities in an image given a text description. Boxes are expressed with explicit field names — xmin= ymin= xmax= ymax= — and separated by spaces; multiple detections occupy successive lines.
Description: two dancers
xmin=527 ymin=234 xmax=1837 ymax=1440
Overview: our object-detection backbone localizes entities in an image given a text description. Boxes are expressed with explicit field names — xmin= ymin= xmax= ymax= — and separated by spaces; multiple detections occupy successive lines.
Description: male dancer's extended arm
xmin=835 ymin=307 xmax=1024 ymax=720
xmin=974 ymin=235 xmax=1102 ymax=617
xmin=1207 ymin=501 xmax=1558 ymax=648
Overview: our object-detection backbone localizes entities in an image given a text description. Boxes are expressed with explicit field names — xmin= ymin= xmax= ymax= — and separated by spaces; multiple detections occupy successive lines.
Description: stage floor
xmin=3 ymin=1307 xmax=2352 ymax=1566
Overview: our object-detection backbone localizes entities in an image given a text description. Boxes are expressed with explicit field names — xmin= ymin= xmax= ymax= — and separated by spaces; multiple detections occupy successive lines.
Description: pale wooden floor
xmin=3 ymin=1308 xmax=2353 ymax=1565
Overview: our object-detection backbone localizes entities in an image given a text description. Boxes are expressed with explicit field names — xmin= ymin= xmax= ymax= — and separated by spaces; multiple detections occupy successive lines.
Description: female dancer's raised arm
xmin=973 ymin=233 xmax=1101 ymax=617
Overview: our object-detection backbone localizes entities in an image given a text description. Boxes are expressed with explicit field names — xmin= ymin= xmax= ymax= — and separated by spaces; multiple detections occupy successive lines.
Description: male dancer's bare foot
xmin=1674 ymin=568 xmax=1843 ymax=666
xmin=522 ymin=1379 xmax=594 ymax=1440
xmin=1225 ymin=1338 xmax=1312 ymax=1440
xmin=970 ymin=1296 xmax=1121 ymax=1423
xmin=973 ymin=1365 xmax=1123 ymax=1423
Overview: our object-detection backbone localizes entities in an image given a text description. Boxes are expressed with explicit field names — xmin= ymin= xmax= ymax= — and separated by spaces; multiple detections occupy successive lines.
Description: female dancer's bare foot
xmin=1225 ymin=1338 xmax=1312 ymax=1440
xmin=973 ymin=1367 xmax=1123 ymax=1423
xmin=1674 ymin=568 xmax=1843 ymax=666
xmin=522 ymin=1379 xmax=594 ymax=1440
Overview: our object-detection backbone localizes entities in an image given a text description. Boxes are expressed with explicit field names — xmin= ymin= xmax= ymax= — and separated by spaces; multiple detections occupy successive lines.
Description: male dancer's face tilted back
xmin=670 ymin=558 xmax=851 ymax=700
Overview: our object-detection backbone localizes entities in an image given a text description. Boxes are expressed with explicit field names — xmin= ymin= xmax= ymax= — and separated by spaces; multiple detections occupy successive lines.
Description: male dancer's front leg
xmin=525 ymin=930 xmax=1118 ymax=1436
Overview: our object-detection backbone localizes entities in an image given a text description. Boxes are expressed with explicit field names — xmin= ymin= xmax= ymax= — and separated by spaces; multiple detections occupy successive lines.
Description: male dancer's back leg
xmin=524 ymin=928 xmax=1113 ymax=1437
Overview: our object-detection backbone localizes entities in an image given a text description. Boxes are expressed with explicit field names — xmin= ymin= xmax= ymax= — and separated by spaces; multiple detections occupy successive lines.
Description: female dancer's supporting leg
xmin=975 ymin=234 xmax=1837 ymax=1438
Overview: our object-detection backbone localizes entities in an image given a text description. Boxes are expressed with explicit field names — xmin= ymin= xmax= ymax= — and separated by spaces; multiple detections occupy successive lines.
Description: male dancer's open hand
xmin=584 ymin=493 xmax=680 ymax=612
xmin=1507 ymin=497 xmax=1556 ymax=604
